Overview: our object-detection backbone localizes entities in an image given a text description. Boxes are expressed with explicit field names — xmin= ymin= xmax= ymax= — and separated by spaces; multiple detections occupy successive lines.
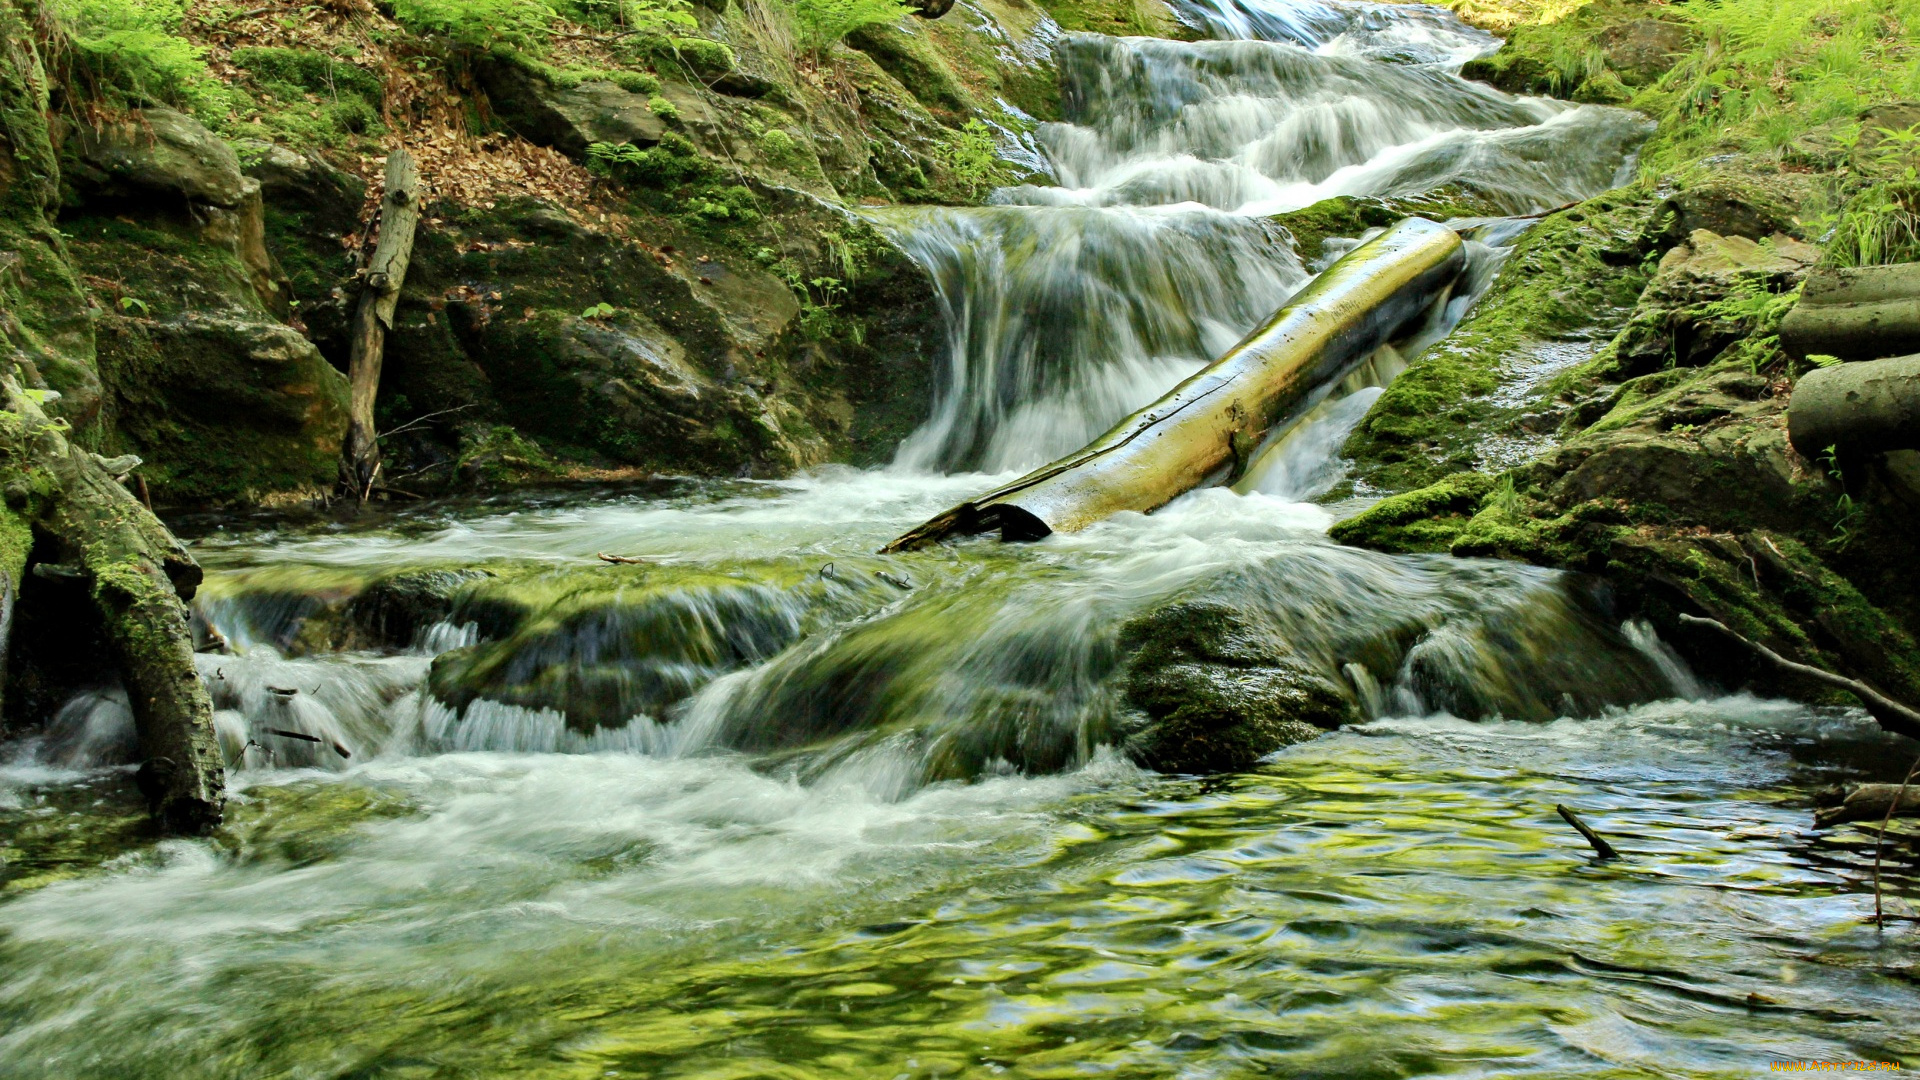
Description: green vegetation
xmin=49 ymin=0 xmax=228 ymax=116
xmin=392 ymin=0 xmax=560 ymax=53
xmin=940 ymin=118 xmax=1004 ymax=199
xmin=1824 ymin=180 xmax=1920 ymax=268
xmin=786 ymin=0 xmax=915 ymax=53
xmin=230 ymin=46 xmax=385 ymax=147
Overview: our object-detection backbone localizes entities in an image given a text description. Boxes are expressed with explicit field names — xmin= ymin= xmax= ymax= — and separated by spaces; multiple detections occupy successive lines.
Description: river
xmin=1 ymin=0 xmax=1917 ymax=1075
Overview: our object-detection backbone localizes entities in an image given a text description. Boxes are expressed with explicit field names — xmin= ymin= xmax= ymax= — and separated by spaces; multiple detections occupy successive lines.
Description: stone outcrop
xmin=476 ymin=60 xmax=668 ymax=159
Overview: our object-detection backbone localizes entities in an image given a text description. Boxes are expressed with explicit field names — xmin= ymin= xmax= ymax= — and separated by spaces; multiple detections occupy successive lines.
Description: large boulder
xmin=476 ymin=60 xmax=666 ymax=159
xmin=63 ymin=107 xmax=249 ymax=208
xmin=94 ymin=314 xmax=349 ymax=503
xmin=1118 ymin=598 xmax=1353 ymax=773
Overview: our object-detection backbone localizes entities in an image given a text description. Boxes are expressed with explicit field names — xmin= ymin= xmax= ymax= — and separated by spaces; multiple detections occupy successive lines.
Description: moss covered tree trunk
xmin=3 ymin=379 xmax=223 ymax=831
xmin=340 ymin=149 xmax=420 ymax=503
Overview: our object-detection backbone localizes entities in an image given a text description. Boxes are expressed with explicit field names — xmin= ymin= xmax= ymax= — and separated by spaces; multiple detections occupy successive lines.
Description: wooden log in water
xmin=1787 ymin=352 xmax=1920 ymax=456
xmin=340 ymin=149 xmax=421 ymax=504
xmin=884 ymin=217 xmax=1465 ymax=551
xmin=1814 ymin=782 xmax=1920 ymax=828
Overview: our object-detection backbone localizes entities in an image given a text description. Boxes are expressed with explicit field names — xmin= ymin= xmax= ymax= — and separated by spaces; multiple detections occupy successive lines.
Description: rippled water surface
xmin=4 ymin=699 xmax=1918 ymax=1078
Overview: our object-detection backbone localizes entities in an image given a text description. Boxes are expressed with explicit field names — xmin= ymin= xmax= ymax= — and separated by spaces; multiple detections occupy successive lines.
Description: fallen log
xmin=339 ymin=148 xmax=421 ymax=504
xmin=3 ymin=379 xmax=224 ymax=831
xmin=885 ymin=217 xmax=1465 ymax=551
xmin=1814 ymin=782 xmax=1920 ymax=828
xmin=1676 ymin=613 xmax=1920 ymax=742
xmin=1787 ymin=352 xmax=1920 ymax=456
xmin=1779 ymin=262 xmax=1920 ymax=361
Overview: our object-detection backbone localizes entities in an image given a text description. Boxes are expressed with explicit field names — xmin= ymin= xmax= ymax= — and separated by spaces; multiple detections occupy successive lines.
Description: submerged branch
xmin=1676 ymin=613 xmax=1920 ymax=741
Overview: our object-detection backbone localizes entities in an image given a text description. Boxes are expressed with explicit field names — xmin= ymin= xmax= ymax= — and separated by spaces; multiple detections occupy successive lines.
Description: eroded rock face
xmin=94 ymin=314 xmax=349 ymax=502
xmin=1604 ymin=229 xmax=1819 ymax=379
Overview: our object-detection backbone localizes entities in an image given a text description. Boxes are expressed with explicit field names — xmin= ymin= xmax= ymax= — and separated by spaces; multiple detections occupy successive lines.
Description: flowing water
xmin=3 ymin=1 xmax=1918 ymax=1076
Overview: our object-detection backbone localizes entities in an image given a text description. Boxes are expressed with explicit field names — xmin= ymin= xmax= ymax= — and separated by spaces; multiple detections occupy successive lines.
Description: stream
xmin=3 ymin=1 xmax=1918 ymax=1076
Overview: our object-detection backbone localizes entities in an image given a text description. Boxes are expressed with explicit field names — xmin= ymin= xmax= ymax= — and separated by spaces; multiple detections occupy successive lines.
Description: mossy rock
xmin=1117 ymin=597 xmax=1354 ymax=773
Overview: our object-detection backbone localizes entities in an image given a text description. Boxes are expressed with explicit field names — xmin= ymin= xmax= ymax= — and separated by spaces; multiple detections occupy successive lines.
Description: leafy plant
xmin=941 ymin=118 xmax=1004 ymax=200
xmin=1821 ymin=444 xmax=1862 ymax=550
xmin=1824 ymin=182 xmax=1920 ymax=269
xmin=118 ymin=295 xmax=150 ymax=315
xmin=581 ymin=301 xmax=616 ymax=318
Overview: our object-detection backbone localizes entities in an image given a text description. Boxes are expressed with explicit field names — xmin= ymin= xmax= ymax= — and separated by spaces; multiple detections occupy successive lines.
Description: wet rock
xmin=1118 ymin=598 xmax=1353 ymax=773
xmin=1123 ymin=660 xmax=1347 ymax=773
xmin=428 ymin=574 xmax=814 ymax=729
xmin=63 ymin=108 xmax=249 ymax=208
xmin=347 ymin=568 xmax=498 ymax=649
xmin=1592 ymin=19 xmax=1695 ymax=86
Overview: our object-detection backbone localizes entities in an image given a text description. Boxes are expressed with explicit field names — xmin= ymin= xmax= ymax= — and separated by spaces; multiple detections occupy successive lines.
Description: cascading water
xmin=4 ymin=2 xmax=1916 ymax=1076
xmin=876 ymin=9 xmax=1648 ymax=473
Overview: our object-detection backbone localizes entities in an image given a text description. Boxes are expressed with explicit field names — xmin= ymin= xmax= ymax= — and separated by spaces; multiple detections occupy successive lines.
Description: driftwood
xmin=1556 ymin=803 xmax=1620 ymax=860
xmin=1676 ymin=613 xmax=1920 ymax=741
xmin=885 ymin=217 xmax=1465 ymax=551
xmin=3 ymin=379 xmax=224 ymax=831
xmin=1814 ymin=782 xmax=1920 ymax=827
xmin=1780 ymin=262 xmax=1920 ymax=361
xmin=1787 ymin=352 xmax=1920 ymax=455
xmin=340 ymin=149 xmax=421 ymax=504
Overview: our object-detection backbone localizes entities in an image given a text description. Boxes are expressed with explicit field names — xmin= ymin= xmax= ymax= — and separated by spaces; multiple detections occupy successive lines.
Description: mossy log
xmin=1814 ymin=782 xmax=1920 ymax=828
xmin=1787 ymin=352 xmax=1920 ymax=455
xmin=1779 ymin=262 xmax=1920 ymax=361
xmin=340 ymin=149 xmax=420 ymax=503
xmin=3 ymin=380 xmax=223 ymax=831
xmin=885 ymin=218 xmax=1465 ymax=551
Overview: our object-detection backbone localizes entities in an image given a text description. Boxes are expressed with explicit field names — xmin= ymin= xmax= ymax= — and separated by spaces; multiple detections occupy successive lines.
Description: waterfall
xmin=873 ymin=2 xmax=1650 ymax=474
xmin=25 ymin=0 xmax=1666 ymax=787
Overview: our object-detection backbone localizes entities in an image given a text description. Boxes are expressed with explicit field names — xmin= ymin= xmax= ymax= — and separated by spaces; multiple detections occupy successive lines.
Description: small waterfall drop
xmin=874 ymin=0 xmax=1650 ymax=474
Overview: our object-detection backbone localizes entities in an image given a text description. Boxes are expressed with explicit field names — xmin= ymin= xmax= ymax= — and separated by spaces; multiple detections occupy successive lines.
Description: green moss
xmin=1328 ymin=471 xmax=1496 ymax=553
xmin=1342 ymin=187 xmax=1663 ymax=492
xmin=228 ymin=46 xmax=386 ymax=149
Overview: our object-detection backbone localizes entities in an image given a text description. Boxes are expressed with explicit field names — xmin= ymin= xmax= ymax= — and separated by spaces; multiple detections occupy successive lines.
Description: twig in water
xmin=263 ymin=727 xmax=319 ymax=742
xmin=596 ymin=551 xmax=648 ymax=564
xmin=1873 ymin=755 xmax=1920 ymax=929
xmin=1556 ymin=803 xmax=1620 ymax=861
xmin=1677 ymin=613 xmax=1920 ymax=740
xmin=876 ymin=570 xmax=913 ymax=591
